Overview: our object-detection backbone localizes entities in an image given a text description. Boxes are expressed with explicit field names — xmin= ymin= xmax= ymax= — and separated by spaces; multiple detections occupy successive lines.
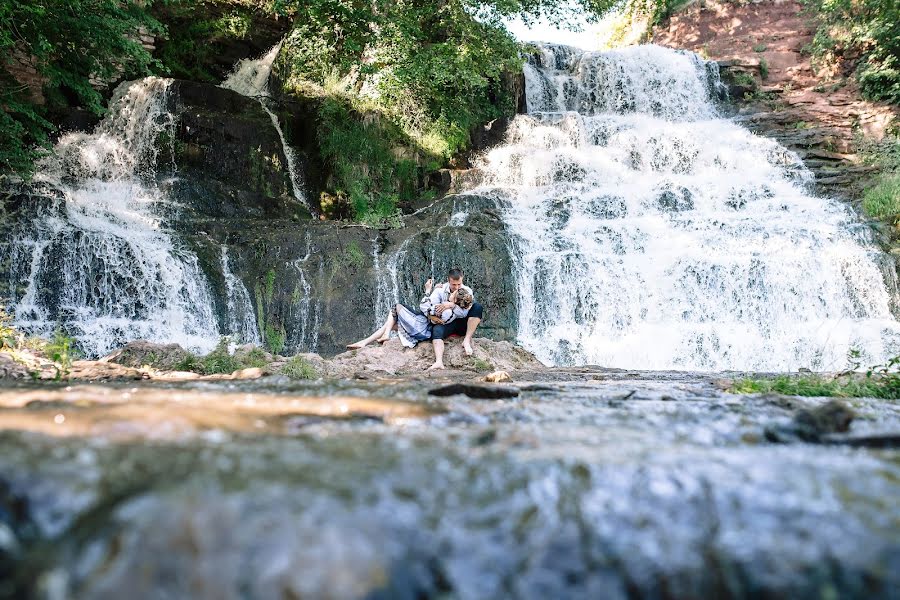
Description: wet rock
xmin=102 ymin=341 xmax=193 ymax=371
xmin=0 ymin=353 xmax=30 ymax=380
xmin=428 ymin=384 xmax=520 ymax=399
xmin=822 ymin=433 xmax=900 ymax=449
xmin=765 ymin=399 xmax=855 ymax=443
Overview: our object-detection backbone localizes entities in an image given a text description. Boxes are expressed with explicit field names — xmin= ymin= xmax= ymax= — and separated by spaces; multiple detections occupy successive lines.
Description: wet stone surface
xmin=0 ymin=371 xmax=899 ymax=599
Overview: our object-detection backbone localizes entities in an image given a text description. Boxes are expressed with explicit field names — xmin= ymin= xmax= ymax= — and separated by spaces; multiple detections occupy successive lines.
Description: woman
xmin=347 ymin=279 xmax=474 ymax=349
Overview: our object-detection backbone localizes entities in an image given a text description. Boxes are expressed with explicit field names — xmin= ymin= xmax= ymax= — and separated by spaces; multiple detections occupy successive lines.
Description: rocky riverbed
xmin=1 ymin=342 xmax=899 ymax=599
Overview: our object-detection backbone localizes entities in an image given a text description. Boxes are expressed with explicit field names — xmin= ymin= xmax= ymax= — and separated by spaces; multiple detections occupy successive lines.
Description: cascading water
xmin=476 ymin=44 xmax=900 ymax=371
xmin=2 ymin=78 xmax=220 ymax=357
xmin=220 ymin=247 xmax=262 ymax=345
xmin=221 ymin=44 xmax=311 ymax=213
xmin=289 ymin=234 xmax=322 ymax=353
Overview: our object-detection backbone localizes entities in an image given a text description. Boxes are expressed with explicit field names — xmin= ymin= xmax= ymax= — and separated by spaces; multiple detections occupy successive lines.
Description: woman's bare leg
xmin=347 ymin=311 xmax=393 ymax=349
xmin=377 ymin=308 xmax=398 ymax=343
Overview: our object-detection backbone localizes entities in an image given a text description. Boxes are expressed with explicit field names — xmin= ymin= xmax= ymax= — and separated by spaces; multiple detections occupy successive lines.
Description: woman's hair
xmin=455 ymin=288 xmax=473 ymax=310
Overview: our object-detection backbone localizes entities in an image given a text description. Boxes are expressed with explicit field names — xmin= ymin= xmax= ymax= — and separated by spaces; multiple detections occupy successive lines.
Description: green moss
xmin=753 ymin=43 xmax=768 ymax=53
xmin=264 ymin=322 xmax=286 ymax=355
xmin=280 ymin=355 xmax=318 ymax=380
xmin=472 ymin=357 xmax=494 ymax=372
xmin=264 ymin=269 xmax=277 ymax=304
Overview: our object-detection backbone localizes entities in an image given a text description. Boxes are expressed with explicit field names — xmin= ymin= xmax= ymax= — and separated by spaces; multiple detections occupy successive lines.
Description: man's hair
xmin=448 ymin=267 xmax=464 ymax=280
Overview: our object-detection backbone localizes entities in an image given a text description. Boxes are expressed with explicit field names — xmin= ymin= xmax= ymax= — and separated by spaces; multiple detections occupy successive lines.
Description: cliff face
xmin=652 ymin=0 xmax=897 ymax=201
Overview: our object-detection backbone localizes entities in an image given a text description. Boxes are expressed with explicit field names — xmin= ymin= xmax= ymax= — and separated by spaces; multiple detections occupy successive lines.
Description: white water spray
xmin=220 ymin=247 xmax=262 ymax=345
xmin=221 ymin=44 xmax=311 ymax=213
xmin=6 ymin=78 xmax=220 ymax=356
xmin=476 ymin=44 xmax=900 ymax=371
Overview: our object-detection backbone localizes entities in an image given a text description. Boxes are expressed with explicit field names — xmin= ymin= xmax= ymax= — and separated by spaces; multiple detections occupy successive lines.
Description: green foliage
xmin=0 ymin=303 xmax=19 ymax=349
xmin=804 ymin=0 xmax=900 ymax=103
xmin=174 ymin=341 xmax=273 ymax=374
xmin=264 ymin=322 xmax=285 ymax=355
xmin=241 ymin=346 xmax=271 ymax=368
xmin=859 ymin=133 xmax=900 ymax=221
xmin=264 ymin=269 xmax=277 ymax=304
xmin=150 ymin=0 xmax=283 ymax=82
xmin=732 ymin=354 xmax=900 ymax=399
xmin=45 ymin=329 xmax=78 ymax=378
xmin=172 ymin=353 xmax=200 ymax=372
xmin=314 ymin=92 xmax=428 ymax=221
xmin=199 ymin=338 xmax=243 ymax=374
xmin=753 ymin=43 xmax=768 ymax=53
xmin=759 ymin=57 xmax=769 ymax=80
xmin=731 ymin=72 xmax=758 ymax=89
xmin=0 ymin=0 xmax=163 ymax=178
xmin=862 ymin=173 xmax=900 ymax=220
xmin=279 ymin=354 xmax=317 ymax=379
xmin=472 ymin=357 xmax=494 ymax=372
xmin=277 ymin=0 xmax=616 ymax=221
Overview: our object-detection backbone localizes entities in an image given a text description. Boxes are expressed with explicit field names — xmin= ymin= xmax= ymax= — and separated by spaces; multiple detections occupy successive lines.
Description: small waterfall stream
xmin=2 ymin=78 xmax=220 ymax=357
xmin=221 ymin=44 xmax=311 ymax=214
xmin=476 ymin=44 xmax=900 ymax=371
xmin=220 ymin=247 xmax=262 ymax=345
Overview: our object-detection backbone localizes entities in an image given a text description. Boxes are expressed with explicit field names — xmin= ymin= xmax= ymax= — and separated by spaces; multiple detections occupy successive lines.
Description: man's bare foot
xmin=426 ymin=362 xmax=445 ymax=371
xmin=376 ymin=335 xmax=390 ymax=344
xmin=463 ymin=340 xmax=473 ymax=356
xmin=346 ymin=342 xmax=367 ymax=350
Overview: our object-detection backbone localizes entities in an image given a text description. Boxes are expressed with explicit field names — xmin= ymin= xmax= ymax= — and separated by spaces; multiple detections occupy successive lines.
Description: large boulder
xmin=323 ymin=337 xmax=542 ymax=379
xmin=103 ymin=341 xmax=194 ymax=371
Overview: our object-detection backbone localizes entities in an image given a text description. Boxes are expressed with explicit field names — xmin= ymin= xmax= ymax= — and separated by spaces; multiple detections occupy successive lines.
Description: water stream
xmin=1 ymin=78 xmax=221 ymax=357
xmin=221 ymin=43 xmax=312 ymax=214
xmin=477 ymin=44 xmax=900 ymax=371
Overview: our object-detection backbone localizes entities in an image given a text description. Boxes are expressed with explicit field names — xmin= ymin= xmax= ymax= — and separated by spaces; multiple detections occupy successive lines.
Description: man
xmin=420 ymin=267 xmax=484 ymax=370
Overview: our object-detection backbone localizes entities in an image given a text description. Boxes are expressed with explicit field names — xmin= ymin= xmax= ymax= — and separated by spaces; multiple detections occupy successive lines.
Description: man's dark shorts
xmin=431 ymin=303 xmax=483 ymax=340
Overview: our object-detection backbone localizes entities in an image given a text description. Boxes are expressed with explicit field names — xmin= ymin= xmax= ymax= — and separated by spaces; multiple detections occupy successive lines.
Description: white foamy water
xmin=221 ymin=44 xmax=311 ymax=213
xmin=6 ymin=78 xmax=220 ymax=356
xmin=475 ymin=44 xmax=900 ymax=371
xmin=221 ymin=247 xmax=262 ymax=345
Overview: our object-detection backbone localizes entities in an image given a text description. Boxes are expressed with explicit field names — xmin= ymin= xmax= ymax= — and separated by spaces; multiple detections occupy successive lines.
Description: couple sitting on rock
xmin=347 ymin=267 xmax=484 ymax=370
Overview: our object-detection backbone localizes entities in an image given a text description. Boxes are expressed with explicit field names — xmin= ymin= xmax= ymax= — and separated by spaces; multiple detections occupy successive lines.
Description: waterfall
xmin=289 ymin=234 xmax=322 ymax=353
xmin=372 ymin=238 xmax=410 ymax=329
xmin=476 ymin=44 xmax=900 ymax=371
xmin=3 ymin=78 xmax=220 ymax=357
xmin=220 ymin=247 xmax=262 ymax=345
xmin=221 ymin=44 xmax=311 ymax=214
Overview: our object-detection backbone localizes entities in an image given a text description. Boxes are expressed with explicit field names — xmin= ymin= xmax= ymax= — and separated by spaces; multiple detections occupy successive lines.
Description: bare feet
xmin=346 ymin=342 xmax=367 ymax=350
xmin=426 ymin=362 xmax=445 ymax=371
xmin=376 ymin=335 xmax=391 ymax=344
xmin=463 ymin=339 xmax=473 ymax=356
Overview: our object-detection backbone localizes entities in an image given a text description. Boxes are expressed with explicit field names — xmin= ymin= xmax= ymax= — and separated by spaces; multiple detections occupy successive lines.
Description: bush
xmin=280 ymin=355 xmax=317 ymax=380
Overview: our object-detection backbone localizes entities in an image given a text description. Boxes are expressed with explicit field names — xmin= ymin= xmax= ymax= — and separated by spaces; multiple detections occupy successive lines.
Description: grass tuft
xmin=280 ymin=355 xmax=318 ymax=380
